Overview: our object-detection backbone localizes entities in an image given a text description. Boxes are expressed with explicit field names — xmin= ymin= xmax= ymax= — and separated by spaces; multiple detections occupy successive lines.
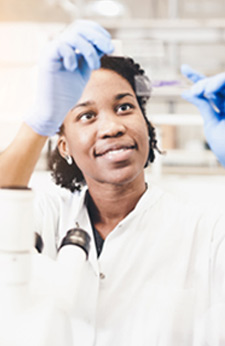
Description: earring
xmin=65 ymin=155 xmax=73 ymax=165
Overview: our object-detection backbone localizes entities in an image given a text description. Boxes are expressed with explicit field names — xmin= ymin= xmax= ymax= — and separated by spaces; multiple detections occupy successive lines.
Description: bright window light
xmin=86 ymin=0 xmax=127 ymax=17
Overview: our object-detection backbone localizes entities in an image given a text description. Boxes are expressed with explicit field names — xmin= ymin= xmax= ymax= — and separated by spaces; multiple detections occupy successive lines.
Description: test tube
xmin=150 ymin=79 xmax=220 ymax=113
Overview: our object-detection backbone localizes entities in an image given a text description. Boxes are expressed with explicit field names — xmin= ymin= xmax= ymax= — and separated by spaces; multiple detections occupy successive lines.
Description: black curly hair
xmin=48 ymin=55 xmax=161 ymax=192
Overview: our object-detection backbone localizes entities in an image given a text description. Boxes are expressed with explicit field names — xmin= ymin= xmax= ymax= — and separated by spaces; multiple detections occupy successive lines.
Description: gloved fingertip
xmin=191 ymin=82 xmax=205 ymax=96
xmin=91 ymin=59 xmax=101 ymax=70
xmin=92 ymin=38 xmax=114 ymax=56
xmin=181 ymin=91 xmax=200 ymax=105
xmin=97 ymin=42 xmax=114 ymax=57
xmin=83 ymin=54 xmax=100 ymax=71
xmin=64 ymin=55 xmax=78 ymax=71
xmin=181 ymin=90 xmax=191 ymax=100
xmin=180 ymin=64 xmax=205 ymax=83
xmin=180 ymin=63 xmax=191 ymax=76
xmin=68 ymin=60 xmax=78 ymax=71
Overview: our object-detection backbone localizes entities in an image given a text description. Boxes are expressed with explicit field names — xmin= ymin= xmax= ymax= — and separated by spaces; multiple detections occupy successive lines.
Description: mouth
xmin=94 ymin=144 xmax=136 ymax=157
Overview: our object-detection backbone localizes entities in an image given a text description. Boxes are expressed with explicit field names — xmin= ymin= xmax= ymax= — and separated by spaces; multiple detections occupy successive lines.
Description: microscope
xmin=0 ymin=187 xmax=91 ymax=346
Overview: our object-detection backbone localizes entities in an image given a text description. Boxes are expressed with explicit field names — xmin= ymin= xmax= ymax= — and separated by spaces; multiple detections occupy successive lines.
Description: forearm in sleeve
xmin=0 ymin=123 xmax=47 ymax=187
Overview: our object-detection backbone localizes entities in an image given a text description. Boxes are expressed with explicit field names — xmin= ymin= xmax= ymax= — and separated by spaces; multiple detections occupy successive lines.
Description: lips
xmin=94 ymin=143 xmax=136 ymax=157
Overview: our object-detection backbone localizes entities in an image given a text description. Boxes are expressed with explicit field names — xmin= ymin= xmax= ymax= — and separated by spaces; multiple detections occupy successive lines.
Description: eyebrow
xmin=71 ymin=101 xmax=95 ymax=112
xmin=72 ymin=92 xmax=135 ymax=112
xmin=115 ymin=93 xmax=135 ymax=100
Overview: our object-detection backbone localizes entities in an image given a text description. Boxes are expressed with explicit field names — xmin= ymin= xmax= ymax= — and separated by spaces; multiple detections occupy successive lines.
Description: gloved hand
xmin=25 ymin=20 xmax=114 ymax=137
xmin=181 ymin=64 xmax=225 ymax=167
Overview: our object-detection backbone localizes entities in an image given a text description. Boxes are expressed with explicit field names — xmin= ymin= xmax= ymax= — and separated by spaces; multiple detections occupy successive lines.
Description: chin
xmin=98 ymin=167 xmax=145 ymax=186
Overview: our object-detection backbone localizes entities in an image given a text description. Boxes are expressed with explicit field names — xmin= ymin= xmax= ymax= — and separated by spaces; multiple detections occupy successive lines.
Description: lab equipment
xmin=134 ymin=75 xmax=186 ymax=98
xmin=149 ymin=76 xmax=221 ymax=113
xmin=134 ymin=75 xmax=152 ymax=97
xmin=151 ymin=80 xmax=189 ymax=87
xmin=134 ymin=75 xmax=194 ymax=99
xmin=25 ymin=20 xmax=113 ymax=137
xmin=0 ymin=187 xmax=92 ymax=345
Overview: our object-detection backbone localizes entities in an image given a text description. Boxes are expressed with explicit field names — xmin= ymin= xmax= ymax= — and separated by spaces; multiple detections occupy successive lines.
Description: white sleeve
xmin=34 ymin=191 xmax=61 ymax=259
xmin=210 ymin=213 xmax=225 ymax=304
xmin=193 ymin=212 xmax=225 ymax=345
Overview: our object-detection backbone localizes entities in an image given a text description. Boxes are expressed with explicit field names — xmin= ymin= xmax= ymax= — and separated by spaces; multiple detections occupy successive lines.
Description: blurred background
xmin=0 ymin=0 xmax=225 ymax=207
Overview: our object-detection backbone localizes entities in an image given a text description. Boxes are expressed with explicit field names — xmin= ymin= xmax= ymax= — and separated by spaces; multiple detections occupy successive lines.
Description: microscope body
xmin=0 ymin=188 xmax=91 ymax=346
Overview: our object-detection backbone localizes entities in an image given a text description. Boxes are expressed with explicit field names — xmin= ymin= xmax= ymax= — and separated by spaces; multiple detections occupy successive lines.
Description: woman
xmin=0 ymin=20 xmax=225 ymax=345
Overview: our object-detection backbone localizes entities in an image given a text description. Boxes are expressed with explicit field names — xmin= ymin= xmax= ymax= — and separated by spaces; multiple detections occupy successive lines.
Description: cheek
xmin=141 ymin=132 xmax=150 ymax=162
xmin=136 ymin=121 xmax=149 ymax=154
xmin=139 ymin=131 xmax=150 ymax=166
xmin=65 ymin=127 xmax=94 ymax=163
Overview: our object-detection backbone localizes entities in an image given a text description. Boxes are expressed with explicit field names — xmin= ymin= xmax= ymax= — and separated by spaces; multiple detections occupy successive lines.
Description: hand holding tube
xmin=25 ymin=20 xmax=114 ymax=137
xmin=181 ymin=64 xmax=225 ymax=166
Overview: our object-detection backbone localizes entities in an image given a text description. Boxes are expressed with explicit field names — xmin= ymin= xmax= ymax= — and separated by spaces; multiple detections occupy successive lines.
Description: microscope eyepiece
xmin=58 ymin=228 xmax=91 ymax=259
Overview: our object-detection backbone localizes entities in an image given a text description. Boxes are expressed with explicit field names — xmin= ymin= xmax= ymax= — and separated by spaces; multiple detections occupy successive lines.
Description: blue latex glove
xmin=25 ymin=20 xmax=114 ymax=136
xmin=181 ymin=64 xmax=225 ymax=166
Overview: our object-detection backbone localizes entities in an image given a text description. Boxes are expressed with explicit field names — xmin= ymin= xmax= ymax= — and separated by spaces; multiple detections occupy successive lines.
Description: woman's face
xmin=58 ymin=69 xmax=149 ymax=188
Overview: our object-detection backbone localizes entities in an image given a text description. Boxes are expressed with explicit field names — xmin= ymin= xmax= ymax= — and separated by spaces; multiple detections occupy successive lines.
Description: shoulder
xmin=34 ymin=186 xmax=81 ymax=216
xmin=145 ymin=183 xmax=199 ymax=215
xmin=146 ymin=183 xmax=225 ymax=234
xmin=33 ymin=186 xmax=83 ymax=258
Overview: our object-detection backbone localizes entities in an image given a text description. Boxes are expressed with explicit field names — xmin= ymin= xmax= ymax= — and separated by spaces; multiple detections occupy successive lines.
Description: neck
xmin=86 ymin=172 xmax=147 ymax=239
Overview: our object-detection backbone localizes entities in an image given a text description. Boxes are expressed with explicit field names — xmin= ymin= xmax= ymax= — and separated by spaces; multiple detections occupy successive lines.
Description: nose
xmin=97 ymin=113 xmax=126 ymax=139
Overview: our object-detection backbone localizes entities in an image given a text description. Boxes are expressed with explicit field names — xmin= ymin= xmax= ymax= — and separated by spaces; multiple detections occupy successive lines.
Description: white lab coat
xmin=34 ymin=183 xmax=225 ymax=345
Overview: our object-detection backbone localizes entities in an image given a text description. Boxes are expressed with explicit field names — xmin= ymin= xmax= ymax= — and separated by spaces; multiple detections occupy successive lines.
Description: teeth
xmin=96 ymin=146 xmax=134 ymax=157
xmin=107 ymin=148 xmax=126 ymax=155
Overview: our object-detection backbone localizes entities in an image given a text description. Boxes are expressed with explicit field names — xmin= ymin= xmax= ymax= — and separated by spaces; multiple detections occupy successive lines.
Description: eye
xmin=77 ymin=111 xmax=96 ymax=123
xmin=116 ymin=103 xmax=135 ymax=114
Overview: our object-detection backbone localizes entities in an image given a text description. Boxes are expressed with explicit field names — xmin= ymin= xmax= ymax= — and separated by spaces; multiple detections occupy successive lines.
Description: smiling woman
xmin=1 ymin=20 xmax=225 ymax=346
xmin=49 ymin=55 xmax=160 ymax=192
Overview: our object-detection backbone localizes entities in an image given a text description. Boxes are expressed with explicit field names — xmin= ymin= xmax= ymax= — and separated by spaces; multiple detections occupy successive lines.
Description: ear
xmin=57 ymin=135 xmax=70 ymax=159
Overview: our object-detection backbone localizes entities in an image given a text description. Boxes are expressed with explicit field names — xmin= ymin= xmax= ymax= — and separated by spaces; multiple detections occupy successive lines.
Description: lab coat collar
xmin=73 ymin=183 xmax=164 ymax=228
xmin=73 ymin=186 xmax=99 ymax=274
xmin=70 ymin=183 xmax=164 ymax=271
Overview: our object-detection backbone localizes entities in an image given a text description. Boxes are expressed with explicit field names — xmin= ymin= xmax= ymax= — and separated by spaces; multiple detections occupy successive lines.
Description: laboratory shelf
xmin=149 ymin=113 xmax=203 ymax=126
